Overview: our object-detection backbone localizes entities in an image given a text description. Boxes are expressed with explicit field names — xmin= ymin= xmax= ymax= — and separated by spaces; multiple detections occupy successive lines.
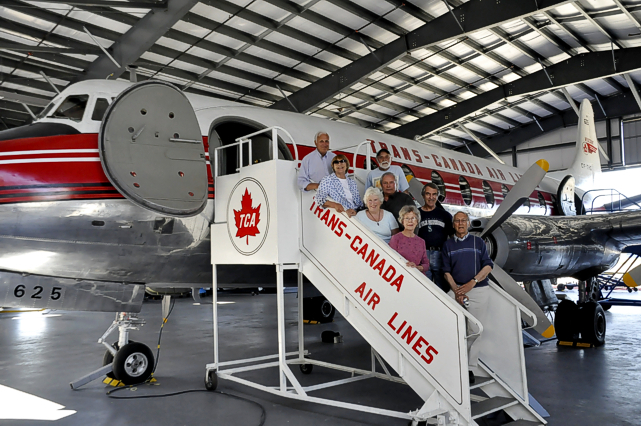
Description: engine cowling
xmin=471 ymin=215 xmax=620 ymax=282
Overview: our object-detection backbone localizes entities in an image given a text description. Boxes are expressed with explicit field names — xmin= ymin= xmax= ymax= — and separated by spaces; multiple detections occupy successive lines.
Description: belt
xmin=427 ymin=246 xmax=441 ymax=251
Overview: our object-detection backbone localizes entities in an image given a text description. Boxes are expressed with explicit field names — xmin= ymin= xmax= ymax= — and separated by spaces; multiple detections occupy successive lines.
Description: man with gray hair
xmin=442 ymin=211 xmax=493 ymax=384
xmin=298 ymin=131 xmax=336 ymax=191
xmin=380 ymin=171 xmax=414 ymax=231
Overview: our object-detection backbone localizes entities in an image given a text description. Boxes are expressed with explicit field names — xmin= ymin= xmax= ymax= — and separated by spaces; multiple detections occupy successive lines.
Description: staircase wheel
xmin=300 ymin=356 xmax=313 ymax=375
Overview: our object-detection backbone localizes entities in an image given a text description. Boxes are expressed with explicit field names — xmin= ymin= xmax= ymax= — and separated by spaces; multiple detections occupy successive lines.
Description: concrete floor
xmin=1 ymin=290 xmax=640 ymax=425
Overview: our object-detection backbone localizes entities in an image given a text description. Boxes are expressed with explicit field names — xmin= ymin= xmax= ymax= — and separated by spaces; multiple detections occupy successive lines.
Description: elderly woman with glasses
xmin=316 ymin=154 xmax=363 ymax=218
xmin=356 ymin=187 xmax=399 ymax=243
xmin=390 ymin=205 xmax=429 ymax=273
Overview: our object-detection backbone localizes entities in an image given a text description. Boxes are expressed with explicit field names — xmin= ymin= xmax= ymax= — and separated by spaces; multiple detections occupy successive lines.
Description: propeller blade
xmin=481 ymin=159 xmax=549 ymax=238
xmin=490 ymin=264 xmax=555 ymax=338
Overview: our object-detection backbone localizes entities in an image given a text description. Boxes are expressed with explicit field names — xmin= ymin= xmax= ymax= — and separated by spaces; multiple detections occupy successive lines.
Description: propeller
xmin=481 ymin=159 xmax=549 ymax=238
xmin=480 ymin=159 xmax=555 ymax=338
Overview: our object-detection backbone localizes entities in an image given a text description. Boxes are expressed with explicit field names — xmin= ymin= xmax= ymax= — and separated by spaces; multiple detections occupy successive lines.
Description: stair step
xmin=471 ymin=396 xmax=518 ymax=419
xmin=503 ymin=421 xmax=544 ymax=426
xmin=470 ymin=376 xmax=494 ymax=390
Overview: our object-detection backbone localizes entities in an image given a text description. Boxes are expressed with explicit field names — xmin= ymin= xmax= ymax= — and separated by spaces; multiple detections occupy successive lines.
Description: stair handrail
xmin=237 ymin=125 xmax=300 ymax=161
xmin=581 ymin=188 xmax=641 ymax=214
xmin=487 ymin=281 xmax=537 ymax=329
xmin=214 ymin=126 xmax=300 ymax=178
xmin=351 ymin=139 xmax=373 ymax=174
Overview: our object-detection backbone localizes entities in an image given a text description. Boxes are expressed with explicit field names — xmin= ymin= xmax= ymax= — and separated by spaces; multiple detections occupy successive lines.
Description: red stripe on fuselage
xmin=0 ymin=133 xmax=214 ymax=204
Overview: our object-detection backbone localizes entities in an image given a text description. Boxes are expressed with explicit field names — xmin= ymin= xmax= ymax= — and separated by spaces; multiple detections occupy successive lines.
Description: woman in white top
xmin=356 ymin=187 xmax=399 ymax=243
xmin=316 ymin=154 xmax=362 ymax=217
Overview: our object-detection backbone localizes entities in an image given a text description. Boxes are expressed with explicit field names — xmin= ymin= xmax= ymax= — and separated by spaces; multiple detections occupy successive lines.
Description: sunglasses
xmin=333 ymin=159 xmax=347 ymax=164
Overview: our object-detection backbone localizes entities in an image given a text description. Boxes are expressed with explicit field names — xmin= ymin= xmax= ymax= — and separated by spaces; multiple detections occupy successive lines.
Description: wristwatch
xmin=473 ymin=278 xmax=478 ymax=284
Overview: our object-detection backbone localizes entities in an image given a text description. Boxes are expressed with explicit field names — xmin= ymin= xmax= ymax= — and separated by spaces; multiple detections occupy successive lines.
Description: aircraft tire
xmin=554 ymin=300 xmax=579 ymax=341
xmin=580 ymin=301 xmax=606 ymax=346
xmin=205 ymin=370 xmax=218 ymax=391
xmin=303 ymin=297 xmax=335 ymax=323
xmin=600 ymin=302 xmax=612 ymax=311
xmin=112 ymin=342 xmax=155 ymax=385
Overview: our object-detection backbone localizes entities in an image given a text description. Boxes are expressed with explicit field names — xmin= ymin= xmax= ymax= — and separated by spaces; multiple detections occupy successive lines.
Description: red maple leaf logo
xmin=233 ymin=188 xmax=261 ymax=245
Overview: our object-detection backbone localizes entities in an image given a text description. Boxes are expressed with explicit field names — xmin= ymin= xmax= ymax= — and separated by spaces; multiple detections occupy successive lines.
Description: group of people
xmin=298 ymin=131 xmax=493 ymax=383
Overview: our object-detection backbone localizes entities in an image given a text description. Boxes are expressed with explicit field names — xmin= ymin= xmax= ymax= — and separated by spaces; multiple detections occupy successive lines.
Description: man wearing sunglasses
xmin=298 ymin=131 xmax=336 ymax=191
xmin=442 ymin=211 xmax=493 ymax=384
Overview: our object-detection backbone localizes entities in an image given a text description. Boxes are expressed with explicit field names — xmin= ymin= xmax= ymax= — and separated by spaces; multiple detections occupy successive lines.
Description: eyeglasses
xmin=403 ymin=216 xmax=417 ymax=222
xmin=333 ymin=159 xmax=346 ymax=164
xmin=453 ymin=219 xmax=469 ymax=224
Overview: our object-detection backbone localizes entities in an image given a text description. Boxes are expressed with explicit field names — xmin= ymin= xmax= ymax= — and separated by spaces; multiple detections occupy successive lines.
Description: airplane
xmin=0 ymin=78 xmax=639 ymax=385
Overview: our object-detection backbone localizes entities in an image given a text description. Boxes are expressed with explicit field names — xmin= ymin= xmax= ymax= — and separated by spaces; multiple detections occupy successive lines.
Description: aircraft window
xmin=501 ymin=184 xmax=509 ymax=199
xmin=482 ymin=180 xmax=495 ymax=207
xmin=36 ymin=101 xmax=56 ymax=119
xmin=431 ymin=171 xmax=446 ymax=202
xmin=51 ymin=95 xmax=89 ymax=121
xmin=538 ymin=191 xmax=547 ymax=213
xmin=459 ymin=176 xmax=472 ymax=206
xmin=92 ymin=98 xmax=110 ymax=121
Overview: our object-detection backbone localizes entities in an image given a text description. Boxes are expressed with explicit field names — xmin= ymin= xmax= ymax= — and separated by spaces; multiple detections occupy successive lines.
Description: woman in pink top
xmin=389 ymin=205 xmax=429 ymax=272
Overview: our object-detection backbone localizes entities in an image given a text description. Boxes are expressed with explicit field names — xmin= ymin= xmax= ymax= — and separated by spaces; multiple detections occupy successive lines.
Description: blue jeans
xmin=426 ymin=250 xmax=448 ymax=293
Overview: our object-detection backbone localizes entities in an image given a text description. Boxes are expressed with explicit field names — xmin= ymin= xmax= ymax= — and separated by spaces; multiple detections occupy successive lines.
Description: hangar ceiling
xmin=3 ymin=0 xmax=641 ymax=156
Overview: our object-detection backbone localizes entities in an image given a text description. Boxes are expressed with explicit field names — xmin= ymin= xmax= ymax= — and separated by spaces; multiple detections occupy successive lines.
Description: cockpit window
xmin=51 ymin=95 xmax=89 ymax=121
xmin=36 ymin=101 xmax=56 ymax=120
xmin=92 ymin=98 xmax=110 ymax=121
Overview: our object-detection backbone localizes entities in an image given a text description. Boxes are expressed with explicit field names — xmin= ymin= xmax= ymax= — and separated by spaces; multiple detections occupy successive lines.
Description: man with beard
xmin=366 ymin=148 xmax=410 ymax=194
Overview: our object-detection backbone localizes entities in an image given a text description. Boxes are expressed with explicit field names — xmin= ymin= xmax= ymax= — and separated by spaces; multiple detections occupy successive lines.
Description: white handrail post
xmin=212 ymin=264 xmax=219 ymax=370
xmin=214 ymin=148 xmax=219 ymax=179
xmin=239 ymin=139 xmax=244 ymax=171
xmin=272 ymin=127 xmax=278 ymax=161
xmin=276 ymin=264 xmax=287 ymax=392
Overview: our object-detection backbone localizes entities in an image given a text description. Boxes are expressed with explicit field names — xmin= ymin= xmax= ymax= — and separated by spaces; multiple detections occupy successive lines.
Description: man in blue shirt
xmin=298 ymin=131 xmax=336 ymax=191
xmin=442 ymin=211 xmax=493 ymax=384
xmin=418 ymin=183 xmax=454 ymax=293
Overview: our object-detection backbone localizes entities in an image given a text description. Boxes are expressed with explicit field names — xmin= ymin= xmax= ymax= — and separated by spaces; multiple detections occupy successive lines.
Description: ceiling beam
xmin=269 ymin=0 xmax=571 ymax=113
xmin=75 ymin=0 xmax=200 ymax=81
xmin=463 ymin=89 xmax=639 ymax=157
xmin=36 ymin=0 xmax=167 ymax=8
xmin=0 ymin=90 xmax=50 ymax=107
xmin=389 ymin=47 xmax=641 ymax=139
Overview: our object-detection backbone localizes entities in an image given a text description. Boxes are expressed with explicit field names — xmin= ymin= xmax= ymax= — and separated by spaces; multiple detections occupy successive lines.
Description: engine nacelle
xmin=472 ymin=215 xmax=621 ymax=282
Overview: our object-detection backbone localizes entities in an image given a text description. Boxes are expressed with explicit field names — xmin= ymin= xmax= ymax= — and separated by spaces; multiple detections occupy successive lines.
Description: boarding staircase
xmin=207 ymin=128 xmax=547 ymax=426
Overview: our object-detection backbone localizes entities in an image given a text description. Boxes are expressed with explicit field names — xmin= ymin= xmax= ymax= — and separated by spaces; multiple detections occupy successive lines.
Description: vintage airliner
xmin=0 ymin=79 xmax=637 ymax=384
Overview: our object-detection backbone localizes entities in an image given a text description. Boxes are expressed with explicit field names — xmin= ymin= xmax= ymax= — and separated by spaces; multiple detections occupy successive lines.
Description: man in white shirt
xmin=366 ymin=148 xmax=410 ymax=194
xmin=297 ymin=131 xmax=336 ymax=191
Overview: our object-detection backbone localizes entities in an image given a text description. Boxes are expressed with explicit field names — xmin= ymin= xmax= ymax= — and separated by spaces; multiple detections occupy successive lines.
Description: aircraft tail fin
xmin=565 ymin=99 xmax=602 ymax=188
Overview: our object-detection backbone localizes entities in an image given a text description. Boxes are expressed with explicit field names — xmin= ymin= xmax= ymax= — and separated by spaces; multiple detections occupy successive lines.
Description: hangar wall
xmin=497 ymin=119 xmax=624 ymax=172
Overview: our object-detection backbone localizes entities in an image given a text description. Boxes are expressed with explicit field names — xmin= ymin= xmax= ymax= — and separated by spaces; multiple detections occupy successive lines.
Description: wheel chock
xmin=103 ymin=375 xmax=157 ymax=387
xmin=557 ymin=340 xmax=596 ymax=348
